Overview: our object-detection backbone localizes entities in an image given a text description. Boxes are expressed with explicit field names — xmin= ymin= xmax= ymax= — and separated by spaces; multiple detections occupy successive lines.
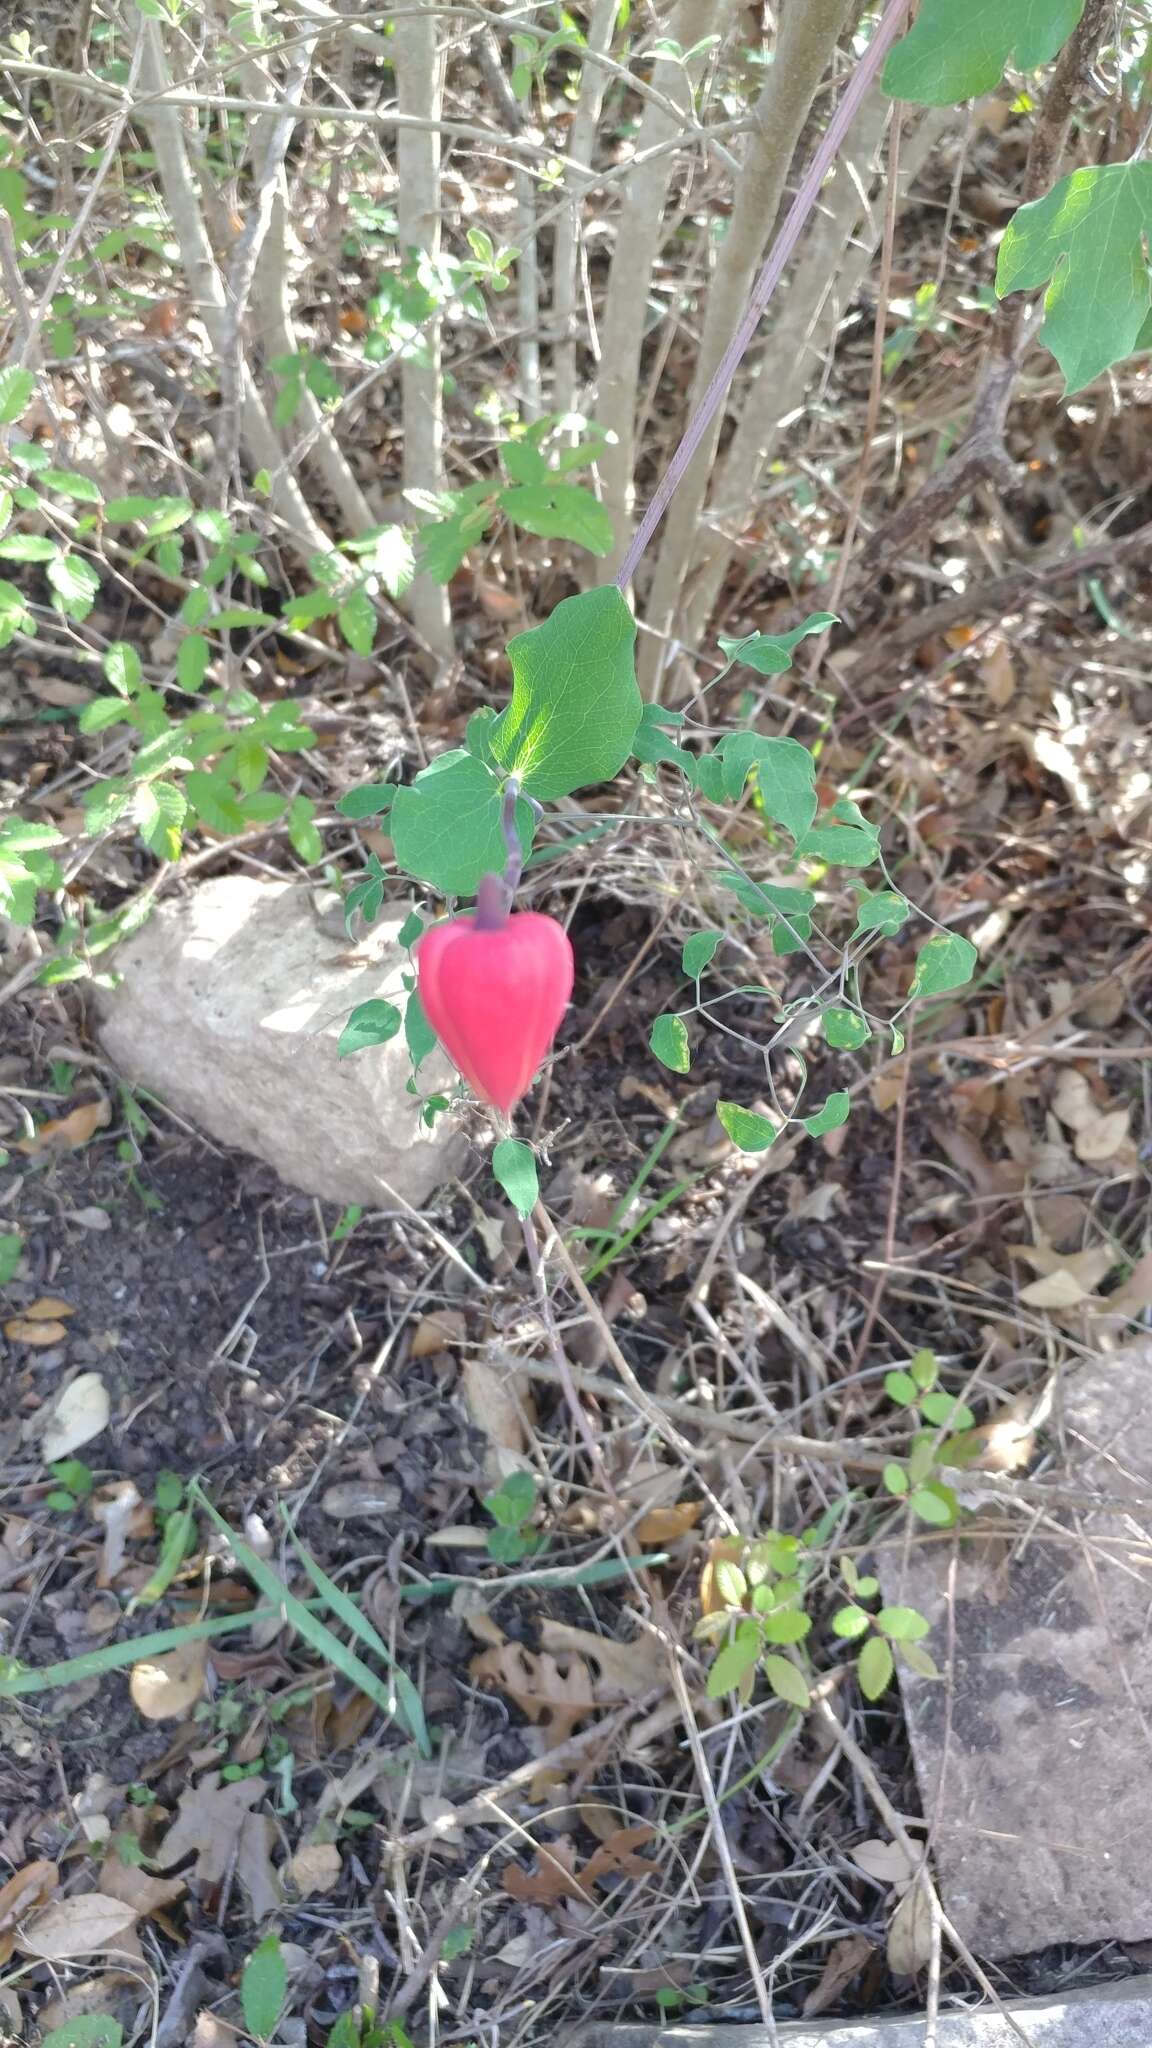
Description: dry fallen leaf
xmin=461 ymin=1352 xmax=532 ymax=1460
xmin=887 ymin=1881 xmax=934 ymax=1977
xmin=15 ymin=1097 xmax=110 ymax=1154
xmin=0 ymin=1860 xmax=58 ymax=1967
xmin=153 ymin=1774 xmax=267 ymax=1890
xmin=289 ymin=1842 xmax=342 ymax=1898
xmin=802 ymin=1933 xmax=872 ymax=2018
xmin=850 ymin=1838 xmax=915 ymax=1887
xmin=18 ymin=1893 xmax=136 ymax=1961
xmin=4 ymin=1318 xmax=68 ymax=1346
xmin=410 ymin=1308 xmax=466 ymax=1358
xmin=130 ymin=1640 xmax=209 ymax=1721
xmin=539 ymin=1618 xmax=667 ymax=1699
xmin=1073 ymin=1107 xmax=1131 ymax=1165
xmin=980 ymin=642 xmax=1016 ymax=708
xmin=503 ymin=1824 xmax=656 ymax=1906
xmin=97 ymin=1849 xmax=186 ymax=1924
xmin=634 ymin=1500 xmax=702 ymax=1544
xmin=23 ymin=1296 xmax=75 ymax=1321
xmin=94 ymin=1481 xmax=143 ymax=1585
xmin=25 ymin=1371 xmax=111 ymax=1461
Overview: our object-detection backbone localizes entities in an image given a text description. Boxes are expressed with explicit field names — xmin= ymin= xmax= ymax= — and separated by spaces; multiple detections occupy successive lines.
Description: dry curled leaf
xmin=23 ymin=1296 xmax=75 ymax=1320
xmin=461 ymin=1352 xmax=532 ymax=1460
xmin=470 ymin=1636 xmax=596 ymax=1747
xmin=153 ymin=1773 xmax=266 ymax=1890
xmin=802 ymin=1933 xmax=873 ymax=2018
xmin=887 ymin=1881 xmax=935 ymax=1977
xmin=850 ymin=1839 xmax=915 ymax=1887
xmin=503 ymin=1824 xmax=656 ymax=1906
xmin=15 ymin=1097 xmax=110 ymax=1154
xmin=130 ymin=1639 xmax=208 ymax=1721
xmin=288 ymin=1842 xmax=342 ymax=1898
xmin=4 ymin=1318 xmax=68 ymax=1346
xmin=97 ymin=1849 xmax=185 ymax=1923
xmin=634 ymin=1500 xmax=702 ymax=1544
xmin=1073 ymin=1107 xmax=1131 ymax=1165
xmin=410 ymin=1309 xmax=466 ymax=1358
xmin=25 ymin=1371 xmax=111 ymax=1462
xmin=0 ymin=1860 xmax=58 ymax=1967
xmin=538 ymin=1618 xmax=666 ymax=1700
xmin=18 ymin=1892 xmax=136 ymax=1961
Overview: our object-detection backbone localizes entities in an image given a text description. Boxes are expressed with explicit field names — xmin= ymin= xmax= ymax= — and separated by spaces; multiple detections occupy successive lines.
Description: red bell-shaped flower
xmin=417 ymin=898 xmax=574 ymax=1113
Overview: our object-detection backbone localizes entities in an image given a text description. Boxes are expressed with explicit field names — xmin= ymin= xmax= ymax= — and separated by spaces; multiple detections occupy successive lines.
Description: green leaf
xmin=884 ymin=1461 xmax=910 ymax=1496
xmin=177 ymin=634 xmax=211 ymax=690
xmin=419 ymin=501 xmax=494 ymax=582
xmin=832 ymin=1605 xmax=872 ymax=1641
xmin=493 ymin=1137 xmax=538 ymax=1217
xmin=499 ymin=482 xmax=614 ymax=556
xmin=502 ymin=440 xmax=548 ymax=485
xmin=857 ymin=1634 xmax=894 ymax=1701
xmin=902 ymin=1640 xmax=943 ymax=1681
xmin=885 ymin=1369 xmax=919 ymax=1406
xmin=241 ymin=1933 xmax=287 ymax=2041
xmin=0 ymin=365 xmax=35 ymax=425
xmin=104 ymin=642 xmax=142 ymax=696
xmin=761 ymin=1609 xmax=811 ymax=1646
xmin=796 ymin=820 xmax=879 ymax=867
xmin=490 ymin=587 xmax=641 ymax=800
xmin=910 ymin=1481 xmax=958 ymax=1527
xmin=0 ymin=1232 xmax=22 ymax=1284
xmin=762 ymin=1654 xmax=811 ymax=1711
xmin=79 ymin=696 xmax=131 ymax=735
xmin=707 ymin=1621 xmax=762 ymax=1698
xmin=391 ymin=752 xmax=534 ymax=897
xmin=338 ymin=584 xmax=377 ymax=655
xmin=231 ymin=735 xmax=268 ymax=794
xmin=337 ymin=782 xmax=396 ymax=819
xmin=910 ymin=1347 xmax=937 ymax=1390
xmin=717 ymin=612 xmax=837 ymax=674
xmin=717 ymin=733 xmax=817 ymax=840
xmin=996 ymin=161 xmax=1152 ymax=391
xmin=877 ymin=1606 xmax=931 ymax=1643
xmin=398 ymin=911 xmax=425 ymax=948
xmin=404 ymin=989 xmax=437 ymax=1069
xmin=919 ymin=1390 xmax=975 ymax=1431
xmin=289 ymin=793 xmax=324 ymax=864
xmin=337 ymin=999 xmax=402 ymax=1056
xmin=803 ymin=1091 xmax=850 ymax=1138
xmin=855 ymin=890 xmax=910 ymax=936
xmin=46 ymin=557 xmax=99 ymax=618
xmin=40 ymin=2020 xmax=125 ymax=2048
xmin=650 ymin=1013 xmax=691 ymax=1074
xmin=717 ymin=1101 xmax=777 ymax=1152
xmin=40 ymin=467 xmax=102 ymax=503
xmin=363 ymin=523 xmax=416 ymax=598
xmin=908 ymin=930 xmax=978 ymax=999
xmin=823 ymin=1007 xmax=872 ymax=1050
xmin=0 ymin=532 xmax=58 ymax=561
xmin=186 ymin=771 xmax=247 ymax=835
xmin=884 ymin=0 xmax=1085 ymax=105
xmin=682 ymin=930 xmax=721 ymax=979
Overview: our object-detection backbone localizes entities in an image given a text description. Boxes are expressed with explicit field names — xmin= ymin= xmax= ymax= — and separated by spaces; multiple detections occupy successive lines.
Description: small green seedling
xmin=699 ymin=1535 xmax=814 ymax=1711
xmin=830 ymin=1555 xmax=938 ymax=1700
xmin=881 ymin=1348 xmax=979 ymax=1526
xmin=44 ymin=1458 xmax=95 ymax=1512
xmin=482 ymin=1469 xmax=542 ymax=1564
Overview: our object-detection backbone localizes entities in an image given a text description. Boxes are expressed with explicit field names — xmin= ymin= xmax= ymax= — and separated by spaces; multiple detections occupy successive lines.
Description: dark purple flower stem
xmin=615 ymin=0 xmax=911 ymax=592
xmin=473 ymin=777 xmax=526 ymax=929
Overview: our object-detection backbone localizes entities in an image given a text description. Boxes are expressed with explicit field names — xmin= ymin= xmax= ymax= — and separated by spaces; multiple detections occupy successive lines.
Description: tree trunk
xmin=394 ymin=8 xmax=455 ymax=659
xmin=594 ymin=0 xmax=730 ymax=580
xmin=636 ymin=0 xmax=857 ymax=695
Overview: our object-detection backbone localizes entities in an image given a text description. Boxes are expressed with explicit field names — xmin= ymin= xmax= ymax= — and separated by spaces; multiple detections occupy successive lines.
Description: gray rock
xmin=578 ymin=1977 xmax=1152 ymax=2046
xmin=98 ymin=875 xmax=465 ymax=1206
xmin=882 ymin=1341 xmax=1152 ymax=1958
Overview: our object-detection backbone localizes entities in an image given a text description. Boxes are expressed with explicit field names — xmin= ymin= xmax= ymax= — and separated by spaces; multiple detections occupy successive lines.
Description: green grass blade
xmin=191 ymin=1485 xmax=429 ymax=1755
xmin=0 ymin=1606 xmax=288 ymax=1695
xmin=281 ymin=1509 xmax=429 ymax=1758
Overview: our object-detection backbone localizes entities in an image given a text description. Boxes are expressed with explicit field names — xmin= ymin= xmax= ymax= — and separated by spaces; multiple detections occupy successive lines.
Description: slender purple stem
xmin=615 ymin=0 xmax=910 ymax=592
xmin=473 ymin=777 xmax=524 ymax=929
